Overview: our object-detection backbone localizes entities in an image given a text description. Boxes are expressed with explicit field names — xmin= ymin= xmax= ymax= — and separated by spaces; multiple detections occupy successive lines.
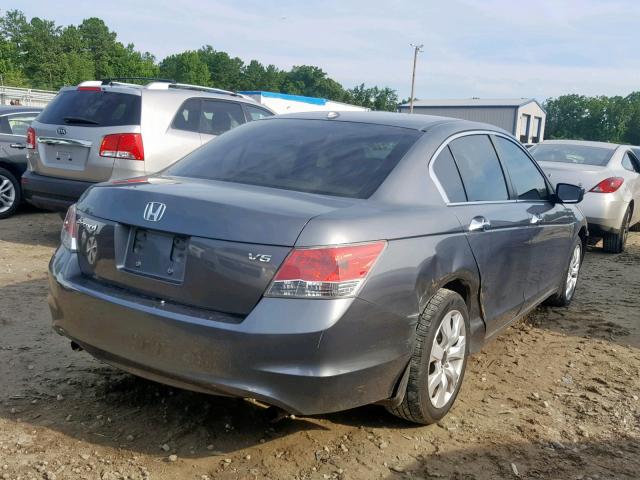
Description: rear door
xmin=492 ymin=135 xmax=575 ymax=305
xmin=622 ymin=150 xmax=640 ymax=225
xmin=432 ymin=134 xmax=532 ymax=336
xmin=29 ymin=87 xmax=141 ymax=182
xmin=198 ymin=99 xmax=246 ymax=144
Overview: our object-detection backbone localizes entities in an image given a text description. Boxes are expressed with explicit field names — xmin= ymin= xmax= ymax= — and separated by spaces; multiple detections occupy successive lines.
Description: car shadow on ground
xmin=381 ymin=437 xmax=640 ymax=479
xmin=0 ymin=206 xmax=60 ymax=248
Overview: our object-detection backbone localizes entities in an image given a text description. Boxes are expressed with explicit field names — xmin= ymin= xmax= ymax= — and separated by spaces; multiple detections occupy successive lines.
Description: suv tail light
xmin=61 ymin=204 xmax=78 ymax=251
xmin=26 ymin=127 xmax=36 ymax=149
xmin=266 ymin=241 xmax=386 ymax=298
xmin=591 ymin=177 xmax=624 ymax=193
xmin=99 ymin=133 xmax=144 ymax=160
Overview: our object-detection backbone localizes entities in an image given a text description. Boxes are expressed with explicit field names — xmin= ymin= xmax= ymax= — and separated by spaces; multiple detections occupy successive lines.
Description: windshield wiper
xmin=63 ymin=116 xmax=100 ymax=125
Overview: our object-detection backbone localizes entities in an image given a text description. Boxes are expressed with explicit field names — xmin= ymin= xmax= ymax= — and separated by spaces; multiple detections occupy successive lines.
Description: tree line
xmin=0 ymin=9 xmax=398 ymax=111
xmin=544 ymin=94 xmax=640 ymax=145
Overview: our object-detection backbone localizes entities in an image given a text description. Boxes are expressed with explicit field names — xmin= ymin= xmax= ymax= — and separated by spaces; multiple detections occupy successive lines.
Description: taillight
xmin=99 ymin=133 xmax=144 ymax=160
xmin=266 ymin=241 xmax=386 ymax=298
xmin=590 ymin=177 xmax=624 ymax=193
xmin=26 ymin=127 xmax=36 ymax=149
xmin=61 ymin=204 xmax=78 ymax=251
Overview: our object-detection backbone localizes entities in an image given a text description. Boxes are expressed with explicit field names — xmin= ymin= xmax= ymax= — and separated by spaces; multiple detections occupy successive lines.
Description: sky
xmin=6 ymin=0 xmax=640 ymax=101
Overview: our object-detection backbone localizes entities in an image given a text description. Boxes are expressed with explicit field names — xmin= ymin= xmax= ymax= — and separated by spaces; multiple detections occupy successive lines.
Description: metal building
xmin=398 ymin=98 xmax=546 ymax=144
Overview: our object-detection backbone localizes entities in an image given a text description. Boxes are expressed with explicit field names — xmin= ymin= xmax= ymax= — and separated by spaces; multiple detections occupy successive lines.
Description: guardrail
xmin=0 ymin=86 xmax=57 ymax=107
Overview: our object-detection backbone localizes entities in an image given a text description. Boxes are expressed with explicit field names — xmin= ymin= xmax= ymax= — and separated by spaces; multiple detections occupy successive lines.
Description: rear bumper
xmin=22 ymin=171 xmax=94 ymax=212
xmin=579 ymin=192 xmax=628 ymax=236
xmin=48 ymin=248 xmax=412 ymax=415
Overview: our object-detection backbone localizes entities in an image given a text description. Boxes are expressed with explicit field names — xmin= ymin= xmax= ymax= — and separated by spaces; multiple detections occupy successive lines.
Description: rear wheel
xmin=387 ymin=289 xmax=469 ymax=425
xmin=631 ymin=221 xmax=640 ymax=232
xmin=603 ymin=207 xmax=631 ymax=253
xmin=0 ymin=167 xmax=20 ymax=219
xmin=546 ymin=238 xmax=582 ymax=307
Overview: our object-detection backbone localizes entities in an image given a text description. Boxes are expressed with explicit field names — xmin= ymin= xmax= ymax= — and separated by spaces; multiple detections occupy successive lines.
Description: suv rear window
xmin=166 ymin=119 xmax=421 ymax=199
xmin=37 ymin=89 xmax=141 ymax=127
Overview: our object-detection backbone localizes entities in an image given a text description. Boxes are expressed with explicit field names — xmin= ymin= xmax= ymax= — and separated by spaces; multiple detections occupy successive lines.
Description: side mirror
xmin=555 ymin=183 xmax=585 ymax=204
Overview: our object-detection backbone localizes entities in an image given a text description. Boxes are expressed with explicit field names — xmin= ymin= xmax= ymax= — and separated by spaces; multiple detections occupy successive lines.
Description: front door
xmin=441 ymin=134 xmax=535 ymax=335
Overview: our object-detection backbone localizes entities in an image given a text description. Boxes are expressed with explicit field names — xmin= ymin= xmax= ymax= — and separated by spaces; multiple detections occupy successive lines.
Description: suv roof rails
xmin=165 ymin=82 xmax=244 ymax=98
xmin=100 ymin=77 xmax=176 ymax=86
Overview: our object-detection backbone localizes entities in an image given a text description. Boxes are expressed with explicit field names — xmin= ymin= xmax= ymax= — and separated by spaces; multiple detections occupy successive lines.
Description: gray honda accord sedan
xmin=48 ymin=112 xmax=587 ymax=424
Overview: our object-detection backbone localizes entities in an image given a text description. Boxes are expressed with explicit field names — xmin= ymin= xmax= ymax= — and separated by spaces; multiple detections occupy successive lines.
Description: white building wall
xmin=243 ymin=94 xmax=368 ymax=115
xmin=516 ymin=102 xmax=546 ymax=143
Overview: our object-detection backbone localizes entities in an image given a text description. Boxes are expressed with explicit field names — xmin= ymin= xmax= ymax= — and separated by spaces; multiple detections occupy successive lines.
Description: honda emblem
xmin=143 ymin=202 xmax=166 ymax=222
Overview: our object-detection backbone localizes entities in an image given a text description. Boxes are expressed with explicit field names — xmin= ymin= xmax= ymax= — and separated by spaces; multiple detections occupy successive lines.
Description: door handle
xmin=530 ymin=213 xmax=543 ymax=224
xmin=9 ymin=143 xmax=26 ymax=149
xmin=469 ymin=216 xmax=491 ymax=232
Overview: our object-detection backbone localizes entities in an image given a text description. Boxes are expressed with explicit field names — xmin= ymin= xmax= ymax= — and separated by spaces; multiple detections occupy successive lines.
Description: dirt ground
xmin=1 ymin=207 xmax=639 ymax=480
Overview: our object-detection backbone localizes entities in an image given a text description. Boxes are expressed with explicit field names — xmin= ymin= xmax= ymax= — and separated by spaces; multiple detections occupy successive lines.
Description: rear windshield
xmin=530 ymin=144 xmax=614 ymax=166
xmin=37 ymin=89 xmax=141 ymax=127
xmin=166 ymin=119 xmax=421 ymax=199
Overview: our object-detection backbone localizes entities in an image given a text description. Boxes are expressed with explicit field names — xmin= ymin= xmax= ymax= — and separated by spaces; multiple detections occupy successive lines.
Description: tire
xmin=603 ymin=207 xmax=631 ymax=253
xmin=0 ymin=167 xmax=20 ymax=220
xmin=631 ymin=222 xmax=640 ymax=232
xmin=545 ymin=237 xmax=582 ymax=307
xmin=387 ymin=289 xmax=469 ymax=425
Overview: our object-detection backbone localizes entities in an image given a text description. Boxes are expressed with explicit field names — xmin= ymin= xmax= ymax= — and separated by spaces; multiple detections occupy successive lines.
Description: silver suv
xmin=23 ymin=79 xmax=274 ymax=212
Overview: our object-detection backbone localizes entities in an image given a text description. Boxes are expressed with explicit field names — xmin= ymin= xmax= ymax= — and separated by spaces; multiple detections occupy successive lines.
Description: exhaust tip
xmin=70 ymin=341 xmax=83 ymax=352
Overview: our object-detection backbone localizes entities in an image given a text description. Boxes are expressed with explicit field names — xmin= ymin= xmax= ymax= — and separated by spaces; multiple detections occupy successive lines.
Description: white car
xmin=531 ymin=140 xmax=640 ymax=253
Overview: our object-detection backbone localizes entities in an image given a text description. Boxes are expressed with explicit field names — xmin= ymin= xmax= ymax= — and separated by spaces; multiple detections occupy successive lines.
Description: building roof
xmin=399 ymin=98 xmax=545 ymax=111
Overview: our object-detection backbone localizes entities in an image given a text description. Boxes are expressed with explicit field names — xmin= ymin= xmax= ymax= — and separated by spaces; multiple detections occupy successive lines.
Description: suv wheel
xmin=0 ymin=167 xmax=20 ymax=219
xmin=387 ymin=289 xmax=469 ymax=424
xmin=545 ymin=238 xmax=582 ymax=307
xmin=603 ymin=207 xmax=631 ymax=253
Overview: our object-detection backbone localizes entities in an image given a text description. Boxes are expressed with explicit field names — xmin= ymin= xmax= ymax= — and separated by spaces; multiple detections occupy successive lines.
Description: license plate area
xmin=123 ymin=228 xmax=189 ymax=283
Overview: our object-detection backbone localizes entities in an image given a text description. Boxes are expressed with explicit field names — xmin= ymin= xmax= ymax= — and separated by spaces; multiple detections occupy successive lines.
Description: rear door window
xmin=244 ymin=105 xmax=273 ymax=121
xmin=449 ymin=135 xmax=509 ymax=202
xmin=200 ymin=100 xmax=245 ymax=135
xmin=432 ymin=146 xmax=467 ymax=202
xmin=172 ymin=98 xmax=201 ymax=133
xmin=166 ymin=119 xmax=422 ymax=199
xmin=622 ymin=152 xmax=640 ymax=173
xmin=493 ymin=136 xmax=549 ymax=201
xmin=6 ymin=113 xmax=38 ymax=136
xmin=37 ymin=89 xmax=141 ymax=126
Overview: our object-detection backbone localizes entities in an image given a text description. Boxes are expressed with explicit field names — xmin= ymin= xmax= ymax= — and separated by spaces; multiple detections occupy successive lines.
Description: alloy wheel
xmin=428 ymin=310 xmax=466 ymax=409
xmin=0 ymin=175 xmax=16 ymax=214
xmin=565 ymin=243 xmax=581 ymax=299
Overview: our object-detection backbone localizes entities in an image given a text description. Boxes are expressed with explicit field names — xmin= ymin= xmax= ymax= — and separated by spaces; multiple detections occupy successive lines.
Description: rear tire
xmin=603 ymin=207 xmax=631 ymax=253
xmin=387 ymin=289 xmax=469 ymax=425
xmin=545 ymin=238 xmax=582 ymax=307
xmin=0 ymin=167 xmax=20 ymax=219
xmin=631 ymin=222 xmax=640 ymax=232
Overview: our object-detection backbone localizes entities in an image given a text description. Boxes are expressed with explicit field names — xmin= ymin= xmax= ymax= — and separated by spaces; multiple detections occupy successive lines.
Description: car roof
xmin=540 ymin=139 xmax=621 ymax=150
xmin=265 ymin=110 xmax=508 ymax=133
xmin=0 ymin=105 xmax=42 ymax=114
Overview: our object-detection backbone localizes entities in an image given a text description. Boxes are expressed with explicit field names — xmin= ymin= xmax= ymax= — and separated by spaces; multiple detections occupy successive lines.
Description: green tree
xmin=159 ymin=51 xmax=210 ymax=85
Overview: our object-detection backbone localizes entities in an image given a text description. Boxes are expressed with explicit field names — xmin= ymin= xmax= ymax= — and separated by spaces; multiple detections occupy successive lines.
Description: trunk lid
xmin=75 ymin=176 xmax=358 ymax=315
xmin=537 ymin=161 xmax=609 ymax=191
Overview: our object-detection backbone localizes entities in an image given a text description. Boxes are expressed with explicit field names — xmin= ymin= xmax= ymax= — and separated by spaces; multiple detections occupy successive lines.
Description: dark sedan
xmin=48 ymin=112 xmax=587 ymax=424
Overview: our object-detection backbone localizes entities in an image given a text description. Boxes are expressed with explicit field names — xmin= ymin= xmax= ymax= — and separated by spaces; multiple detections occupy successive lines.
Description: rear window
xmin=37 ymin=89 xmax=141 ymax=127
xmin=166 ymin=119 xmax=421 ymax=199
xmin=530 ymin=144 xmax=614 ymax=166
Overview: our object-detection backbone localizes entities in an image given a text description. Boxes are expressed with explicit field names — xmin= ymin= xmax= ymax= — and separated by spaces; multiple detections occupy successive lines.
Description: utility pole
xmin=409 ymin=43 xmax=423 ymax=114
